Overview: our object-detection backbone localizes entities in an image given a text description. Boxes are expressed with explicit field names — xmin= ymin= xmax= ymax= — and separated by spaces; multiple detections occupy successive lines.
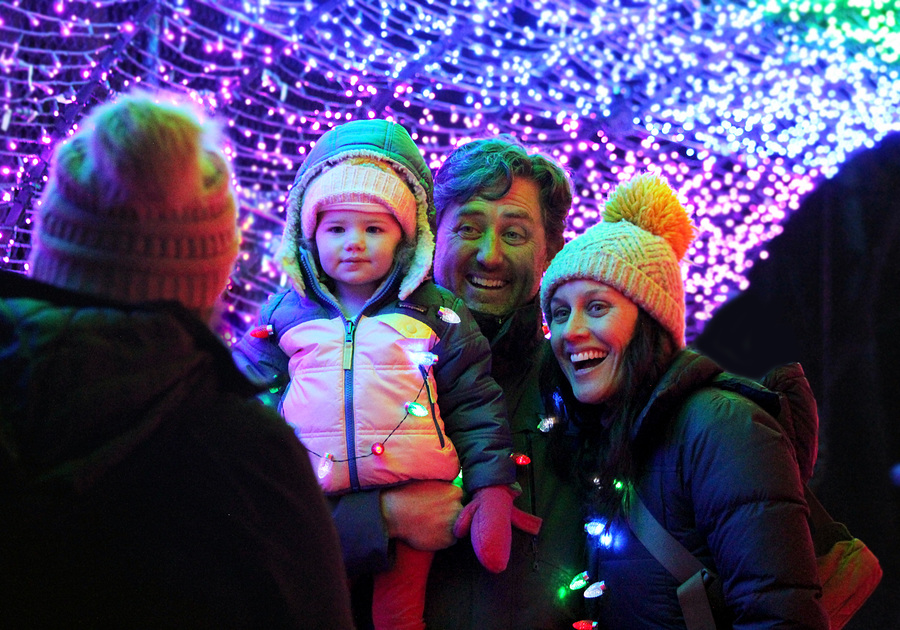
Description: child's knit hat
xmin=281 ymin=119 xmax=434 ymax=301
xmin=540 ymin=172 xmax=695 ymax=346
xmin=299 ymin=157 xmax=417 ymax=244
xmin=28 ymin=91 xmax=239 ymax=313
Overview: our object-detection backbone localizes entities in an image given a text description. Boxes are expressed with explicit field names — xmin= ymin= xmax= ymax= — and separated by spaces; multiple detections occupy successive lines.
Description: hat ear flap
xmin=275 ymin=230 xmax=308 ymax=298
xmin=398 ymin=209 xmax=434 ymax=300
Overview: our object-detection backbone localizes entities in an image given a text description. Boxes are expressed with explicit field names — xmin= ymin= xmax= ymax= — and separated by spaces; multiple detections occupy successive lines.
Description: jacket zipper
xmin=343 ymin=318 xmax=359 ymax=490
xmin=300 ymin=253 xmax=438 ymax=490
xmin=525 ymin=430 xmax=540 ymax=570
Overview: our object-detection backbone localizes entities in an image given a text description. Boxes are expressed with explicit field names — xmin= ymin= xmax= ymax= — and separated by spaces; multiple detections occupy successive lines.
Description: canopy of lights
xmin=2 ymin=0 xmax=898 ymax=342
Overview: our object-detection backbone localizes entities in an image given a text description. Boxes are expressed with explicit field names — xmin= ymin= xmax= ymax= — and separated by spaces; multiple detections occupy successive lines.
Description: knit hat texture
xmin=540 ymin=172 xmax=695 ymax=345
xmin=300 ymin=158 xmax=417 ymax=242
xmin=28 ymin=91 xmax=240 ymax=312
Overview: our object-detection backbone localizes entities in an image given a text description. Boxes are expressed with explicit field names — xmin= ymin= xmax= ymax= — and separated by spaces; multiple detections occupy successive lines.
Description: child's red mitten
xmin=452 ymin=485 xmax=515 ymax=573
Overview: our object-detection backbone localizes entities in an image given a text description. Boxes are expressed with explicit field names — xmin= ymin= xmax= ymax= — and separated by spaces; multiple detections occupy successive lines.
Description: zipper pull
xmin=342 ymin=320 xmax=355 ymax=370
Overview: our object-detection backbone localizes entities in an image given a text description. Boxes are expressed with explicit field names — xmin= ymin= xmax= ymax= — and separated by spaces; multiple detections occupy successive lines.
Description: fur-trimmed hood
xmin=277 ymin=119 xmax=435 ymax=301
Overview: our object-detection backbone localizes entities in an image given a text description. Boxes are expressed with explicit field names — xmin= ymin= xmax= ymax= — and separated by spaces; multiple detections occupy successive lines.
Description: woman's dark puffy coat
xmin=586 ymin=350 xmax=828 ymax=629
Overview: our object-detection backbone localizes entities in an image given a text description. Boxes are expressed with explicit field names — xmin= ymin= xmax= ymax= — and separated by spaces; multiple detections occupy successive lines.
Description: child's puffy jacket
xmin=233 ymin=119 xmax=515 ymax=495
xmin=233 ymin=263 xmax=515 ymax=495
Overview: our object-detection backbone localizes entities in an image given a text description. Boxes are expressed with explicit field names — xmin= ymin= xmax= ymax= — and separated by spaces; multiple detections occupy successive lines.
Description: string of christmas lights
xmin=1 ymin=0 xmax=898 ymax=343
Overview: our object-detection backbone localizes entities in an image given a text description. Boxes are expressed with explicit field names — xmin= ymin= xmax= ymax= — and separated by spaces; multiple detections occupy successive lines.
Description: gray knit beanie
xmin=540 ymin=172 xmax=695 ymax=346
xmin=28 ymin=91 xmax=240 ymax=312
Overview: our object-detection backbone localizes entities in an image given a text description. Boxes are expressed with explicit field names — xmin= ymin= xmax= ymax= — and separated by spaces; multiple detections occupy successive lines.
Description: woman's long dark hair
xmin=544 ymin=308 xmax=678 ymax=519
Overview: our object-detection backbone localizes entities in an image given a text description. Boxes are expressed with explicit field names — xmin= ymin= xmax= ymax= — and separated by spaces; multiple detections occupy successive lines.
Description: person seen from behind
xmin=0 ymin=90 xmax=354 ymax=629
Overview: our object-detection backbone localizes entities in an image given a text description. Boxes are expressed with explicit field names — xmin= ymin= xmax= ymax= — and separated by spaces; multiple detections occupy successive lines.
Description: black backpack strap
xmin=627 ymin=494 xmax=718 ymax=630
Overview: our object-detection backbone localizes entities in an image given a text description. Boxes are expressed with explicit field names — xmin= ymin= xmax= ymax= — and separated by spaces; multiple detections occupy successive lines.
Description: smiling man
xmin=419 ymin=136 xmax=586 ymax=630
xmin=432 ymin=176 xmax=550 ymax=318
xmin=328 ymin=135 xmax=585 ymax=630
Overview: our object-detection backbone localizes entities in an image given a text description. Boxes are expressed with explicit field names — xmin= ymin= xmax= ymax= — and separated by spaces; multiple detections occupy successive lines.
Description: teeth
xmin=469 ymin=276 xmax=506 ymax=288
xmin=570 ymin=350 xmax=607 ymax=363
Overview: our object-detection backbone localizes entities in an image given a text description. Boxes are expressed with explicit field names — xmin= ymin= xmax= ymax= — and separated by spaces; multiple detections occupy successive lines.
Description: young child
xmin=233 ymin=119 xmax=525 ymax=630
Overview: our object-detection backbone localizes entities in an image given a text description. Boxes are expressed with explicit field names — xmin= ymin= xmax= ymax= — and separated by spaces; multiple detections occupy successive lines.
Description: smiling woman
xmin=538 ymin=172 xmax=829 ymax=630
xmin=547 ymin=279 xmax=639 ymax=405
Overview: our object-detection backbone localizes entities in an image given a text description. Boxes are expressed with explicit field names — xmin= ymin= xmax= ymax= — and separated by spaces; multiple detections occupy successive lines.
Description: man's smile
xmin=466 ymin=274 xmax=508 ymax=289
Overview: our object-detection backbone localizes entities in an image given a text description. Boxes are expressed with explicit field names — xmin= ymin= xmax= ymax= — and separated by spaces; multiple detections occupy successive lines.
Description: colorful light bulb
xmin=512 ymin=452 xmax=532 ymax=466
xmin=317 ymin=452 xmax=334 ymax=479
xmin=586 ymin=520 xmax=608 ymax=536
xmin=405 ymin=401 xmax=428 ymax=417
xmin=584 ymin=581 xmax=607 ymax=598
xmin=250 ymin=324 xmax=274 ymax=338
xmin=569 ymin=570 xmax=590 ymax=590
xmin=437 ymin=307 xmax=460 ymax=324
xmin=408 ymin=350 xmax=439 ymax=367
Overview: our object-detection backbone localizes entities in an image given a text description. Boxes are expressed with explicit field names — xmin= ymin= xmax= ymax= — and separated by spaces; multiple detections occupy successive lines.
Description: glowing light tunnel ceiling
xmin=0 ymin=0 xmax=897 ymax=341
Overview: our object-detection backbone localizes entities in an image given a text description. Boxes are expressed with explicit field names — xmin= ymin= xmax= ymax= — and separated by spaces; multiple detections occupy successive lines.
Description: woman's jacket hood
xmin=278 ymin=119 xmax=435 ymax=301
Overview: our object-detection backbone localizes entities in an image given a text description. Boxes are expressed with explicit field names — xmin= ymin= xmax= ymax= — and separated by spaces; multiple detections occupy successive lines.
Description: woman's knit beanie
xmin=28 ymin=90 xmax=240 ymax=312
xmin=540 ymin=172 xmax=695 ymax=346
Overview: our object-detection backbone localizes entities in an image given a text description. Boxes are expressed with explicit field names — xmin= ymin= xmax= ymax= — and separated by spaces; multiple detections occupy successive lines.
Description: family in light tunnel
xmin=4 ymin=86 xmax=885 ymax=630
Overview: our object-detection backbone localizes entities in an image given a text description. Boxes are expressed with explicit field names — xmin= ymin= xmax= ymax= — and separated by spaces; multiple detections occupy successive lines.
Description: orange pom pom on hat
xmin=540 ymin=172 xmax=696 ymax=346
